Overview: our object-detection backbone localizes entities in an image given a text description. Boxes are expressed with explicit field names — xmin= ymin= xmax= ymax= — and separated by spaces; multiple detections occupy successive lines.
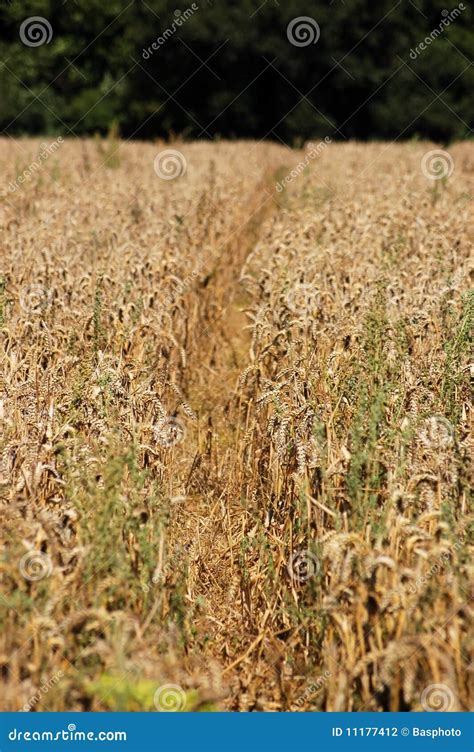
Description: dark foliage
xmin=0 ymin=0 xmax=472 ymax=142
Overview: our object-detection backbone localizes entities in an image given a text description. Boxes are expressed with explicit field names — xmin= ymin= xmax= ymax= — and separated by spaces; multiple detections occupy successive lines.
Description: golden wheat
xmin=0 ymin=137 xmax=472 ymax=712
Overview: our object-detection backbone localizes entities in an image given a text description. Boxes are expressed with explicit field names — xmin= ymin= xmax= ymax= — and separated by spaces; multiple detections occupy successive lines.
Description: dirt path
xmin=167 ymin=178 xmax=279 ymax=707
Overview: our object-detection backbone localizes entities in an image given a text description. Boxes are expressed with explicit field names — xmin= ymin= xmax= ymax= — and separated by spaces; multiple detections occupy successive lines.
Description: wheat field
xmin=0 ymin=136 xmax=472 ymax=713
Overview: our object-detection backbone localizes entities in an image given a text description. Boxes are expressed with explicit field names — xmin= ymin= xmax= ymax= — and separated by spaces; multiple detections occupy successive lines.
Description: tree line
xmin=0 ymin=0 xmax=472 ymax=142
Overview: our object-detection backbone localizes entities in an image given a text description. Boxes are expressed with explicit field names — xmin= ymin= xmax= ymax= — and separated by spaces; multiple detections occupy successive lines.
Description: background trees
xmin=0 ymin=0 xmax=472 ymax=142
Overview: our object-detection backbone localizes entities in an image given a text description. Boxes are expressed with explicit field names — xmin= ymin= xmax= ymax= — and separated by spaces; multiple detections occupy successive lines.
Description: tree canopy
xmin=1 ymin=0 xmax=472 ymax=142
